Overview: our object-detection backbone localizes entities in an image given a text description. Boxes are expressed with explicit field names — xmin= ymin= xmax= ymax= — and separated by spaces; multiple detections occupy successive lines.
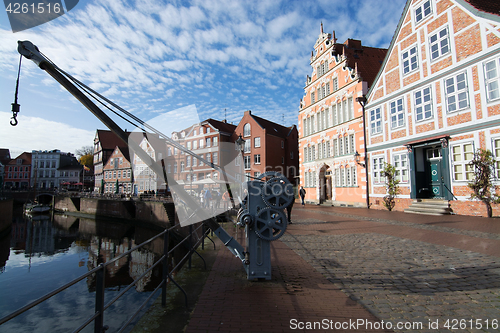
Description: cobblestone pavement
xmin=281 ymin=206 xmax=500 ymax=333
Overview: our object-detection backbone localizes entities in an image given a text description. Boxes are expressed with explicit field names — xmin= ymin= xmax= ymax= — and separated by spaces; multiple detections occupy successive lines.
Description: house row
xmin=93 ymin=112 xmax=298 ymax=195
xmin=0 ymin=149 xmax=88 ymax=190
xmin=298 ymin=0 xmax=500 ymax=217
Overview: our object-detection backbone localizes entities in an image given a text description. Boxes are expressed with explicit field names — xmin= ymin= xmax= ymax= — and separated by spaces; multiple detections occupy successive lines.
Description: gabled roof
xmin=462 ymin=0 xmax=500 ymax=18
xmin=8 ymin=152 xmax=31 ymax=165
xmin=111 ymin=145 xmax=130 ymax=162
xmin=249 ymin=112 xmax=296 ymax=138
xmin=96 ymin=130 xmax=129 ymax=150
xmin=204 ymin=118 xmax=237 ymax=135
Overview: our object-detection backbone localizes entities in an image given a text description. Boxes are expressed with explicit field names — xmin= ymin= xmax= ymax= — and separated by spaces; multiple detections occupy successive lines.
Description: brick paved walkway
xmin=185 ymin=204 xmax=500 ymax=332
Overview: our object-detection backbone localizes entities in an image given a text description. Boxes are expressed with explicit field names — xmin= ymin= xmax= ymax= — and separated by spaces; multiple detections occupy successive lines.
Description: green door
xmin=427 ymin=148 xmax=443 ymax=198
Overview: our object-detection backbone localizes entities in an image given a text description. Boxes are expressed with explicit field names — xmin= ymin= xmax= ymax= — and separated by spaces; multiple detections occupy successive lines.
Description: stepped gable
xmin=333 ymin=39 xmax=388 ymax=88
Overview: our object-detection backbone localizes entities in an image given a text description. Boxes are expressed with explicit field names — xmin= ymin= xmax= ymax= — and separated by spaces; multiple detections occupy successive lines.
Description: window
xmin=213 ymin=152 xmax=218 ymax=165
xmin=393 ymin=154 xmax=409 ymax=183
xmin=484 ymin=59 xmax=500 ymax=101
xmin=199 ymin=139 xmax=204 ymax=148
xmin=180 ymin=162 xmax=185 ymax=172
xmin=254 ymin=137 xmax=261 ymax=148
xmin=244 ymin=140 xmax=251 ymax=153
xmin=244 ymin=156 xmax=251 ymax=169
xmin=415 ymin=0 xmax=432 ymax=24
xmin=206 ymin=137 xmax=211 ymax=147
xmin=390 ymin=98 xmax=405 ymax=129
xmin=187 ymin=142 xmax=192 ymax=150
xmin=445 ymin=72 xmax=469 ymax=112
xmin=254 ymin=154 xmax=261 ymax=164
xmin=429 ymin=27 xmax=450 ymax=60
xmin=243 ymin=123 xmax=251 ymax=137
xmin=281 ymin=141 xmax=284 ymax=149
xmin=311 ymin=91 xmax=315 ymax=104
xmin=193 ymin=140 xmax=197 ymax=149
xmin=372 ymin=157 xmax=385 ymax=184
xmin=332 ymin=77 xmax=338 ymax=91
xmin=402 ymin=45 xmax=419 ymax=75
xmin=348 ymin=97 xmax=354 ymax=120
xmin=452 ymin=143 xmax=474 ymax=181
xmin=186 ymin=156 xmax=191 ymax=168
xmin=213 ymin=137 xmax=218 ymax=146
xmin=493 ymin=138 xmax=500 ymax=178
xmin=174 ymin=163 xmax=177 ymax=173
xmin=370 ymin=108 xmax=382 ymax=134
xmin=415 ymin=87 xmax=433 ymax=121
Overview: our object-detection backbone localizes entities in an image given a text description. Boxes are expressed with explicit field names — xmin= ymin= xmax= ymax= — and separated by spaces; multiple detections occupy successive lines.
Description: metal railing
xmin=0 ymin=220 xmax=216 ymax=333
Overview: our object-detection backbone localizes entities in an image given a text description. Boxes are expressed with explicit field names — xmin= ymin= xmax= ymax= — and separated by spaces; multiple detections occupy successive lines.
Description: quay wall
xmin=54 ymin=197 xmax=174 ymax=226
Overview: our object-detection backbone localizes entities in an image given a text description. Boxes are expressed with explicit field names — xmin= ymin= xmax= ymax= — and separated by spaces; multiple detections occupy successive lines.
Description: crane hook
xmin=10 ymin=103 xmax=20 ymax=126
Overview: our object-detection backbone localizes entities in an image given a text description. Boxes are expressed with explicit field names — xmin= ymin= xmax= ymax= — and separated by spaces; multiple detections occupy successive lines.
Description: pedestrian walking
xmin=222 ymin=190 xmax=230 ymax=210
xmin=299 ymin=186 xmax=306 ymax=205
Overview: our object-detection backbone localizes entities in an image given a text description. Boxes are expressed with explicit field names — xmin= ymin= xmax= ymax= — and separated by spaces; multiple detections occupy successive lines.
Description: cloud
xmin=0 ymin=111 xmax=95 ymax=154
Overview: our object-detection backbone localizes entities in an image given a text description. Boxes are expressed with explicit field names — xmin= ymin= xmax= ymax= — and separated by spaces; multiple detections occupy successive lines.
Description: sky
xmin=0 ymin=0 xmax=407 ymax=158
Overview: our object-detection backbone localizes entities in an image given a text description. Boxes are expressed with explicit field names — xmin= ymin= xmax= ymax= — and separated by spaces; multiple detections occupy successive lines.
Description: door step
xmin=404 ymin=199 xmax=452 ymax=215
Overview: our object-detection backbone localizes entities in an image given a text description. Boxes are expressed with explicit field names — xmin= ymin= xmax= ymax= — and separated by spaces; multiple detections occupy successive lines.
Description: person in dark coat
xmin=299 ymin=186 xmax=306 ymax=205
xmin=286 ymin=199 xmax=294 ymax=224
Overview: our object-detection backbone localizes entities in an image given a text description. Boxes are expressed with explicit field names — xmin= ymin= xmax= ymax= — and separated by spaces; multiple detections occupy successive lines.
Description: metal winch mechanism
xmin=236 ymin=172 xmax=294 ymax=280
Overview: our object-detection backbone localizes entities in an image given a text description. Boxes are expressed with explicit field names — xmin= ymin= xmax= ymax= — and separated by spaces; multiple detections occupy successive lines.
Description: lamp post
xmin=356 ymin=95 xmax=370 ymax=209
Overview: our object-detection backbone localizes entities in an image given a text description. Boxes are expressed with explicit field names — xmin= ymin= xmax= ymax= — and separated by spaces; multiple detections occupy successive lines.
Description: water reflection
xmin=0 ymin=211 xmax=165 ymax=333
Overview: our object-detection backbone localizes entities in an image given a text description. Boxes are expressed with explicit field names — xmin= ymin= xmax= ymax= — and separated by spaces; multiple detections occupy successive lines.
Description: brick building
xmin=102 ymin=146 xmax=133 ymax=194
xmin=130 ymin=132 xmax=167 ymax=195
xmin=298 ymin=25 xmax=387 ymax=206
xmin=234 ymin=110 xmax=298 ymax=185
xmin=364 ymin=0 xmax=500 ymax=216
xmin=93 ymin=130 xmax=129 ymax=193
xmin=168 ymin=119 xmax=237 ymax=187
xmin=4 ymin=152 xmax=31 ymax=190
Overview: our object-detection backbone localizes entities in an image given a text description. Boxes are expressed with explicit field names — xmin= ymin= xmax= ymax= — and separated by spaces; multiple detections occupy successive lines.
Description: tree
xmin=467 ymin=149 xmax=500 ymax=218
xmin=75 ymin=146 xmax=93 ymax=158
xmin=75 ymin=145 xmax=93 ymax=167
xmin=382 ymin=162 xmax=400 ymax=211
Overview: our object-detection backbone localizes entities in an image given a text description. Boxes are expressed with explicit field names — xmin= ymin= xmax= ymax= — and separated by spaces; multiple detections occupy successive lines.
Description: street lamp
xmin=356 ymin=95 xmax=370 ymax=209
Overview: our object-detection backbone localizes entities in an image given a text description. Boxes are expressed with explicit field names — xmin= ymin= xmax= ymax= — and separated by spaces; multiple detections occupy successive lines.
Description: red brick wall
xmin=455 ymin=24 xmax=482 ymax=62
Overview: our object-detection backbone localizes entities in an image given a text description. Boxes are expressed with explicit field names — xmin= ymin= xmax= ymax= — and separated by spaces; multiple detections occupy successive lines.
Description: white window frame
xmin=445 ymin=72 xmax=469 ymax=113
xmin=254 ymin=137 xmax=261 ymax=148
xmin=393 ymin=153 xmax=409 ymax=183
xmin=390 ymin=98 xmax=405 ymax=129
xmin=451 ymin=142 xmax=475 ymax=181
xmin=243 ymin=123 xmax=251 ymax=137
xmin=429 ymin=26 xmax=450 ymax=61
xmin=372 ymin=157 xmax=385 ymax=184
xmin=402 ymin=45 xmax=419 ymax=75
xmin=493 ymin=137 xmax=500 ymax=179
xmin=254 ymin=154 xmax=261 ymax=165
xmin=484 ymin=58 xmax=500 ymax=102
xmin=370 ymin=108 xmax=382 ymax=135
xmin=414 ymin=86 xmax=433 ymax=121
xmin=244 ymin=156 xmax=251 ymax=170
xmin=414 ymin=0 xmax=432 ymax=24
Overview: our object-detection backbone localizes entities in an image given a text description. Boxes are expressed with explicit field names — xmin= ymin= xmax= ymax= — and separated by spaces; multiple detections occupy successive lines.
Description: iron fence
xmin=0 ymin=220 xmax=215 ymax=333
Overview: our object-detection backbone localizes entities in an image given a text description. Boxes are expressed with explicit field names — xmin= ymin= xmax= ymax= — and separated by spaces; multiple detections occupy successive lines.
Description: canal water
xmin=0 ymin=209 xmax=166 ymax=333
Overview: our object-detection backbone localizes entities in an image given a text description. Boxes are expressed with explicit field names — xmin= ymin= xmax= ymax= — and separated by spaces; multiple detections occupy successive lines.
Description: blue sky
xmin=0 ymin=0 xmax=406 ymax=157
